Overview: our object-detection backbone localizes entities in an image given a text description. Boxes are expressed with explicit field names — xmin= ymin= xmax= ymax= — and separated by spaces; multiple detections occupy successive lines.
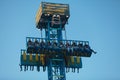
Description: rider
xmin=84 ymin=43 xmax=97 ymax=54
xmin=34 ymin=39 xmax=39 ymax=53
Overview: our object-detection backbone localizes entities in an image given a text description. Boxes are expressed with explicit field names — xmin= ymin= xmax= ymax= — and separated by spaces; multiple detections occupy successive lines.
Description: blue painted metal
xmin=47 ymin=21 xmax=50 ymax=39
xmin=57 ymin=21 xmax=63 ymax=41
xmin=47 ymin=58 xmax=66 ymax=80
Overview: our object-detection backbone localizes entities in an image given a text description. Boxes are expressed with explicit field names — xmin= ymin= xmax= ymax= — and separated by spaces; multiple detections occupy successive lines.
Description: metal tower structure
xmin=20 ymin=2 xmax=96 ymax=80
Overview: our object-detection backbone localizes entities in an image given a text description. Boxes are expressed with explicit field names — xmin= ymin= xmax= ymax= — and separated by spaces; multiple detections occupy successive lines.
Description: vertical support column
xmin=47 ymin=58 xmax=66 ymax=80
xmin=48 ymin=59 xmax=53 ymax=80
xmin=45 ymin=21 xmax=50 ymax=40
xmin=60 ymin=59 xmax=66 ymax=80
xmin=57 ymin=28 xmax=62 ymax=41
xmin=57 ymin=20 xmax=63 ymax=41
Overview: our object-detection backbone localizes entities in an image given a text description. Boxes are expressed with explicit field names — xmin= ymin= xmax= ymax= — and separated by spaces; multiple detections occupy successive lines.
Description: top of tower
xmin=35 ymin=2 xmax=70 ymax=29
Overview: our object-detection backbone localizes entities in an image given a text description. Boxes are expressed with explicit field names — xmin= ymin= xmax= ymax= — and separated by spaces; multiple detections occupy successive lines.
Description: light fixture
xmin=66 ymin=15 xmax=69 ymax=18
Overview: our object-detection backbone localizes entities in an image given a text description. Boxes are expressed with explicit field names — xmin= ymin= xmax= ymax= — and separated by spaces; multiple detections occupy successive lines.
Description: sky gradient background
xmin=0 ymin=0 xmax=120 ymax=80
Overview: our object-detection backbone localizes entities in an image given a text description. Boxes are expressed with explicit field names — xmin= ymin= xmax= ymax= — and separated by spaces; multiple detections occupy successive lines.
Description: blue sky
xmin=0 ymin=0 xmax=120 ymax=80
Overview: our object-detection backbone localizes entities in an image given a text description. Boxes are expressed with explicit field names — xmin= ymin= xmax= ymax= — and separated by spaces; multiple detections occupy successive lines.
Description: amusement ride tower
xmin=20 ymin=2 xmax=96 ymax=80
